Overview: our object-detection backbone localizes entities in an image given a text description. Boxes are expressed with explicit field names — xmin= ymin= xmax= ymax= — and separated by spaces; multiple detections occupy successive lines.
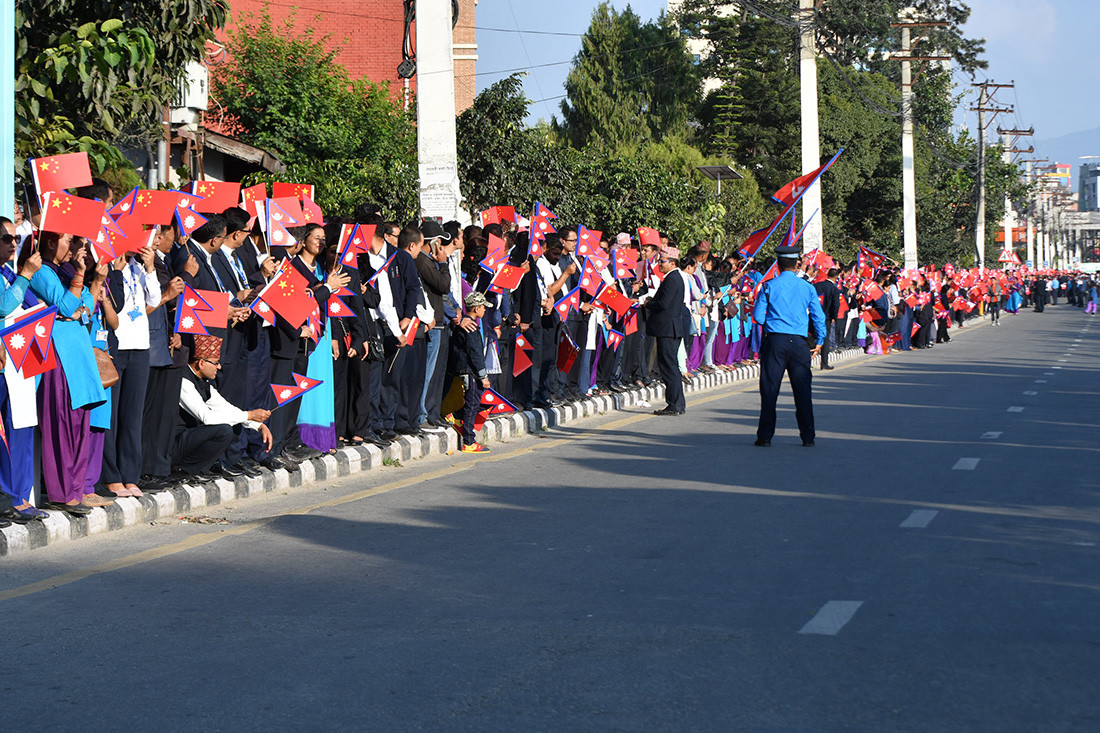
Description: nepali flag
xmin=576 ymin=225 xmax=603 ymax=258
xmin=553 ymin=285 xmax=582 ymax=320
xmin=480 ymin=233 xmax=510 ymax=273
xmin=328 ymin=294 xmax=353 ymax=318
xmin=771 ymin=149 xmax=843 ymax=207
xmin=859 ymin=245 xmax=888 ymax=269
xmin=106 ymin=212 xmax=156 ymax=257
xmin=108 ymin=187 xmax=139 ymax=220
xmin=175 ymin=205 xmax=209 ymax=239
xmin=612 ymin=248 xmax=638 ymax=279
xmin=1 ymin=304 xmax=58 ymax=373
xmin=529 ymin=201 xmax=558 ymax=258
xmin=266 ymin=199 xmax=300 ymax=249
xmin=556 ymin=330 xmax=579 ymax=373
xmin=605 ymin=329 xmax=625 ymax=351
xmin=29 ymin=152 xmax=93 ymax=196
xmin=176 ymin=285 xmax=229 ymax=335
xmin=738 ymin=204 xmax=795 ymax=260
xmin=513 ymin=332 xmax=534 ymax=377
xmin=578 ymin=257 xmax=603 ymax=296
xmin=480 ymin=387 xmax=518 ymax=415
xmin=365 ymin=252 xmax=396 ymax=288
xmin=271 ymin=372 xmax=323 ymax=406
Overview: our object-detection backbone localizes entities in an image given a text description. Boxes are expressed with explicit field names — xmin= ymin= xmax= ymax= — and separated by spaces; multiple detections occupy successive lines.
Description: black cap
xmin=420 ymin=219 xmax=451 ymax=242
xmin=775 ymin=245 xmax=801 ymax=259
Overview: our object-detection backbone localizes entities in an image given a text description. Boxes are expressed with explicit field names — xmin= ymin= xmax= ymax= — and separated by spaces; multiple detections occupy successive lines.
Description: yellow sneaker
xmin=460 ymin=442 xmax=489 ymax=453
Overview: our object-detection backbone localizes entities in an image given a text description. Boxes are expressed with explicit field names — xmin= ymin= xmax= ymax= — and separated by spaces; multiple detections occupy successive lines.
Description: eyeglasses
xmin=0 ymin=234 xmax=14 ymax=244
xmin=201 ymin=358 xmax=221 ymax=367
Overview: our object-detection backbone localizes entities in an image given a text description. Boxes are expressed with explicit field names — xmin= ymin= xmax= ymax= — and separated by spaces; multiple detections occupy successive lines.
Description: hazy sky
xmin=474 ymin=0 xmax=1099 ymax=155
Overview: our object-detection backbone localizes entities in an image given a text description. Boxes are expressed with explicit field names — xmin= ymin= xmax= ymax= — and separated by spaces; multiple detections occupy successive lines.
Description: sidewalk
xmin=0 ymin=346 xmax=871 ymax=556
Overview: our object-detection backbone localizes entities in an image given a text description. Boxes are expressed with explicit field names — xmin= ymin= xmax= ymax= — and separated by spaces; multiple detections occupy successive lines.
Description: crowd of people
xmin=0 ymin=172 xmax=1094 ymax=530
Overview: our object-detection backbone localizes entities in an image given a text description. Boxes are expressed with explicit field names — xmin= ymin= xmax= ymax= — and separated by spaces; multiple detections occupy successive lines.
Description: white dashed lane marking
xmin=1035 ymin=380 xmax=1047 ymax=384
xmin=980 ymin=431 xmax=1002 ymax=439
xmin=1023 ymin=391 xmax=1038 ymax=396
xmin=799 ymin=601 xmax=864 ymax=636
xmin=900 ymin=509 xmax=938 ymax=528
xmin=953 ymin=458 xmax=980 ymax=470
xmin=1008 ymin=406 xmax=1025 ymax=412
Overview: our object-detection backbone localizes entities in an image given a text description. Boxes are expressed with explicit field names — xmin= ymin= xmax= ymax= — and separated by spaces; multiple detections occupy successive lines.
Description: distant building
xmin=1079 ymin=163 xmax=1100 ymax=212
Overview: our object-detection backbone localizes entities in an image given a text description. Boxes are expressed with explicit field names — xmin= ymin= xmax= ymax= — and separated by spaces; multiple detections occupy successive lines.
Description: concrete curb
xmin=0 ymin=343 xmax=873 ymax=557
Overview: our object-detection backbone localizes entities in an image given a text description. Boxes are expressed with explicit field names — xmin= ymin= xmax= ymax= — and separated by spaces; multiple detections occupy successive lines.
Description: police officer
xmin=752 ymin=245 xmax=827 ymax=447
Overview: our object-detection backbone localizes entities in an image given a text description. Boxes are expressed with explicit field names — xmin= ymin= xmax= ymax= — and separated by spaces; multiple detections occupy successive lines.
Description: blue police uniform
xmin=752 ymin=265 xmax=827 ymax=446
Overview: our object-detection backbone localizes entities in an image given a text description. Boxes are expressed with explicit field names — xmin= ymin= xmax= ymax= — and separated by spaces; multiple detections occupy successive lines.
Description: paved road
xmin=3 ymin=306 xmax=1098 ymax=731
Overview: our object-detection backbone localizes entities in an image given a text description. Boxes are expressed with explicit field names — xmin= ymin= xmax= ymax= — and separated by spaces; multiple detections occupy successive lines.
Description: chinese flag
xmin=595 ymin=285 xmax=633 ymax=317
xmin=273 ymin=182 xmax=315 ymax=200
xmin=637 ymin=227 xmax=661 ymax=247
xmin=490 ymin=264 xmax=525 ymax=291
xmin=191 ymin=180 xmax=242 ymax=214
xmin=39 ymin=191 xmax=107 ymax=240
xmin=241 ymin=183 xmax=266 ymax=211
xmin=254 ymin=265 xmax=315 ymax=328
xmin=30 ymin=152 xmax=93 ymax=195
xmin=108 ymin=213 xmax=155 ymax=256
xmin=301 ymin=196 xmax=324 ymax=224
xmin=130 ymin=190 xmax=184 ymax=225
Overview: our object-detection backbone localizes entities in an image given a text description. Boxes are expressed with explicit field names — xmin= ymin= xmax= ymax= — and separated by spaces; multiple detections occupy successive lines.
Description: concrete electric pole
xmin=970 ymin=80 xmax=1013 ymax=268
xmin=797 ymin=0 xmax=823 ymax=254
xmin=415 ymin=0 xmax=465 ymax=222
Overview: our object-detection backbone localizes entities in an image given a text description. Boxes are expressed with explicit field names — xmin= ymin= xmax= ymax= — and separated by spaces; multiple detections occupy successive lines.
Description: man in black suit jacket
xmin=643 ymin=247 xmax=687 ymax=415
xmin=813 ymin=267 xmax=841 ymax=370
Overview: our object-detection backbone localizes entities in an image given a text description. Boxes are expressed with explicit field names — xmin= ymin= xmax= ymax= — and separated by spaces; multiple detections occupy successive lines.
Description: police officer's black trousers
xmin=757 ymin=333 xmax=814 ymax=443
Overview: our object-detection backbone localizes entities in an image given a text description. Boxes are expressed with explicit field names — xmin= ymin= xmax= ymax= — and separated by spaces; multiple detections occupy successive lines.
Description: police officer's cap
xmin=774 ymin=245 xmax=801 ymax=259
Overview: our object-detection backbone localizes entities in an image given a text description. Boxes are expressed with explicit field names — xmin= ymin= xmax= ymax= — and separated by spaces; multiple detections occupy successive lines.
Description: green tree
xmin=16 ymin=0 xmax=228 ymax=177
xmin=555 ymin=3 xmax=700 ymax=150
xmin=213 ymin=11 xmax=418 ymax=219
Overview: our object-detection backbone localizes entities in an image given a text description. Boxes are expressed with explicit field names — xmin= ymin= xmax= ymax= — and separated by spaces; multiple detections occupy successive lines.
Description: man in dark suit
xmin=643 ymin=246 xmax=687 ymax=415
xmin=813 ymin=267 xmax=841 ymax=370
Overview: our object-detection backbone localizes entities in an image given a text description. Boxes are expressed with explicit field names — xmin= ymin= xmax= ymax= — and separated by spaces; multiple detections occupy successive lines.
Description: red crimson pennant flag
xmin=271 ymin=372 xmax=323 ymax=406
xmin=108 ymin=187 xmax=139 ymax=220
xmin=39 ymin=191 xmax=108 ymax=240
xmin=514 ymin=333 xmax=534 ymax=352
xmin=578 ymin=258 xmax=603 ymax=296
xmin=269 ymin=196 xmax=305 ymax=224
xmin=175 ymin=206 xmax=209 ymax=239
xmin=858 ymin=245 xmax=888 ymax=269
xmin=272 ymin=182 xmax=315 ymax=201
xmin=480 ymin=387 xmax=518 ymax=415
xmin=576 ymin=225 xmax=603 ymax=258
xmin=612 ymin=248 xmax=638 ymax=279
xmin=350 ymin=224 xmax=374 ymax=254
xmin=251 ymin=264 xmax=315 ymax=328
xmin=190 ymin=180 xmax=242 ymax=214
xmin=29 ymin=152 xmax=93 ymax=196
xmin=328 ymin=295 xmax=353 ymax=318
xmin=107 ymin=213 xmax=155 ymax=256
xmin=553 ymin=285 xmax=582 ymax=320
xmin=512 ymin=346 xmax=533 ymax=377
xmin=556 ymin=329 xmax=579 ymax=373
xmin=265 ymin=199 xmax=300 ymax=249
xmin=772 ymin=150 xmax=843 ymax=207
xmin=623 ymin=307 xmax=639 ymax=335
xmin=480 ymin=233 xmax=510 ymax=273
xmin=739 ymin=204 xmax=795 ymax=260
xmin=365 ymin=252 xmax=396 ymax=288
xmin=594 ymin=283 xmax=634 ymax=317
xmin=605 ymin=329 xmax=625 ymax=351
xmin=175 ymin=286 xmax=229 ymax=335
xmin=528 ymin=201 xmax=558 ymax=258
xmin=0 ymin=305 xmax=58 ymax=372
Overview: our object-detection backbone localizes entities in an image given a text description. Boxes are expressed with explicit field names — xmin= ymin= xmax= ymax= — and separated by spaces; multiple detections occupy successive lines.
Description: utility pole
xmin=1 ymin=0 xmax=13 ymax=218
xmin=999 ymin=125 xmax=1033 ymax=261
xmin=797 ymin=0 xmax=822 ymax=254
xmin=890 ymin=20 xmax=950 ymax=270
xmin=1022 ymin=158 xmax=1047 ymax=267
xmin=970 ymin=81 xmax=1013 ymax=268
xmin=415 ymin=0 xmax=465 ymax=222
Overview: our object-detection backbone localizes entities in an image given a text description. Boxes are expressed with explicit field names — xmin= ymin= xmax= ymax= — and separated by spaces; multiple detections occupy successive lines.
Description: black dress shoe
xmin=0 ymin=517 xmax=11 ymax=528
xmin=378 ymin=429 xmax=399 ymax=441
xmin=286 ymin=445 xmax=322 ymax=461
xmin=802 ymin=440 xmax=815 ymax=447
xmin=754 ymin=439 xmax=771 ymax=447
xmin=652 ymin=407 xmax=684 ymax=416
xmin=233 ymin=461 xmax=263 ymax=478
xmin=364 ymin=432 xmax=392 ymax=447
xmin=532 ymin=400 xmax=559 ymax=409
xmin=212 ymin=463 xmax=246 ymax=479
xmin=821 ymin=365 xmax=835 ymax=370
xmin=398 ymin=427 xmax=426 ymax=438
xmin=47 ymin=501 xmax=92 ymax=516
xmin=139 ymin=475 xmax=175 ymax=493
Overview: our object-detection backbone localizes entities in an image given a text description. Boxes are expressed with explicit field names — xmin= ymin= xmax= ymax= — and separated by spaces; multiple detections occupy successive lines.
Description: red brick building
xmin=217 ymin=0 xmax=478 ymax=114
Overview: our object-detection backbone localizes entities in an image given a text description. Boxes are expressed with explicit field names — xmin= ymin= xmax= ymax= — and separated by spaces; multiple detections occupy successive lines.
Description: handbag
xmin=94 ymin=347 xmax=119 ymax=389
xmin=364 ymin=319 xmax=385 ymax=363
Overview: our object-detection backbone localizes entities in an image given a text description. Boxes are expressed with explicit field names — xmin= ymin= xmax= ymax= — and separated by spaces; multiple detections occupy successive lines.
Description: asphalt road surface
xmin=2 ymin=305 xmax=1098 ymax=731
